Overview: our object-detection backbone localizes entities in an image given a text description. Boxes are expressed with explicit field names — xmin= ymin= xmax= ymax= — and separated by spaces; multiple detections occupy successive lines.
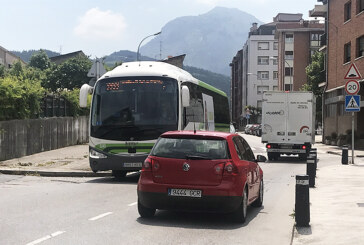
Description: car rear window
xmin=151 ymin=137 xmax=229 ymax=159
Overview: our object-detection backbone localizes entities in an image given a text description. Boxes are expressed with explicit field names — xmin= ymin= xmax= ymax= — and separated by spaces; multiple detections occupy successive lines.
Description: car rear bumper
xmin=138 ymin=190 xmax=242 ymax=213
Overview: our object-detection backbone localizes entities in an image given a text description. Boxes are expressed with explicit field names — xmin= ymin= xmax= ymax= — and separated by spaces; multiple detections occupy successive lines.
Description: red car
xmin=137 ymin=130 xmax=266 ymax=223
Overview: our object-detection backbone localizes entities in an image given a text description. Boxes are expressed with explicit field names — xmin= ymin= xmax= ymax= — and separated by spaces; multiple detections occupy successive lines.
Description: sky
xmin=1 ymin=0 xmax=320 ymax=58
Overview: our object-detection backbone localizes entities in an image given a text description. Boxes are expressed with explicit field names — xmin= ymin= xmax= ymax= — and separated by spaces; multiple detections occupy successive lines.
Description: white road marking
xmin=26 ymin=231 xmax=65 ymax=245
xmin=88 ymin=212 xmax=113 ymax=221
xmin=128 ymin=202 xmax=137 ymax=207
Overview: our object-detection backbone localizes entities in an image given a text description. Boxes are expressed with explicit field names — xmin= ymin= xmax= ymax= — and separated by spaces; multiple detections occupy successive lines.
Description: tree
xmin=303 ymin=51 xmax=325 ymax=126
xmin=44 ymin=55 xmax=92 ymax=91
xmin=29 ymin=50 xmax=51 ymax=70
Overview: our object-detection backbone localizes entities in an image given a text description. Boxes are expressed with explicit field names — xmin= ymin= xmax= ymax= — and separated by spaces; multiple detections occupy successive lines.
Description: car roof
xmin=160 ymin=130 xmax=234 ymax=140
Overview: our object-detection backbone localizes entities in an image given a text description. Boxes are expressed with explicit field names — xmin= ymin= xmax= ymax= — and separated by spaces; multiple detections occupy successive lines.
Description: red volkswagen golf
xmin=137 ymin=130 xmax=266 ymax=223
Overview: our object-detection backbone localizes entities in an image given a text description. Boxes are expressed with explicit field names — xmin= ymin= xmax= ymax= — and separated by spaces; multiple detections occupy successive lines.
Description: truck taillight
xmin=224 ymin=162 xmax=238 ymax=175
xmin=267 ymin=144 xmax=271 ymax=149
xmin=302 ymin=145 xmax=306 ymax=150
xmin=142 ymin=158 xmax=152 ymax=171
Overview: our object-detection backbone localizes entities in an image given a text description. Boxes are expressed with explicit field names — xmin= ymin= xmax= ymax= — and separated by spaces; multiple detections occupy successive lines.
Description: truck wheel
xmin=138 ymin=200 xmax=156 ymax=218
xmin=112 ymin=170 xmax=127 ymax=178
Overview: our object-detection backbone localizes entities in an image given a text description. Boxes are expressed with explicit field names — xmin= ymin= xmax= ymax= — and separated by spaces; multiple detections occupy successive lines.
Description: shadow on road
xmin=136 ymin=205 xmax=264 ymax=230
xmin=86 ymin=172 xmax=140 ymax=184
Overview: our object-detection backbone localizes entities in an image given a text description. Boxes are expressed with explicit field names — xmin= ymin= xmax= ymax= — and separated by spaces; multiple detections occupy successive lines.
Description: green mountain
xmin=11 ymin=49 xmax=60 ymax=63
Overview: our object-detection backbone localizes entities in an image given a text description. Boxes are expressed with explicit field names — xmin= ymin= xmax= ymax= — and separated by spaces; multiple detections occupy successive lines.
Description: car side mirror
xmin=256 ymin=155 xmax=267 ymax=162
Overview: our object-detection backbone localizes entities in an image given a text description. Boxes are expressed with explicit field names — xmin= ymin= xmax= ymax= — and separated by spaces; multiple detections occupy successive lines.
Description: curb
xmin=0 ymin=169 xmax=112 ymax=178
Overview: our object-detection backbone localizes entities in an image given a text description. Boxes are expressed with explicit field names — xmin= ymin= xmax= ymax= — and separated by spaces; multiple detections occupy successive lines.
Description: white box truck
xmin=261 ymin=91 xmax=315 ymax=161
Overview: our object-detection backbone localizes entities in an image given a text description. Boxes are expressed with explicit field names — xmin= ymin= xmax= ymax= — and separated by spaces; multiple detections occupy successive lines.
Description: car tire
xmin=112 ymin=170 xmax=127 ymax=178
xmin=252 ymin=180 xmax=263 ymax=207
xmin=232 ymin=187 xmax=248 ymax=223
xmin=138 ymin=200 xmax=156 ymax=218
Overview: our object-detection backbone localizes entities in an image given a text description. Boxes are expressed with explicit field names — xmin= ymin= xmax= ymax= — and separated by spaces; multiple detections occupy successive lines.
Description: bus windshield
xmin=91 ymin=76 xmax=179 ymax=141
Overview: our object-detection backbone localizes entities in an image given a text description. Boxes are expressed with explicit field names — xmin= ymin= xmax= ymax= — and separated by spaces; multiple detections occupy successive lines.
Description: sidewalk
xmin=0 ymin=144 xmax=111 ymax=177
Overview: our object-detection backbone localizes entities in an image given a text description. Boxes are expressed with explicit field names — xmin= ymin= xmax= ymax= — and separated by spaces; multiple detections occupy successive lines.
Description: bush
xmin=0 ymin=76 xmax=45 ymax=120
xmin=60 ymin=88 xmax=90 ymax=117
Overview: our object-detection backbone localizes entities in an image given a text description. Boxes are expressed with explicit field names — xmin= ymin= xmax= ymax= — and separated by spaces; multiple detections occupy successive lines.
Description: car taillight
xmin=267 ymin=144 xmax=271 ymax=149
xmin=142 ymin=158 xmax=152 ymax=171
xmin=214 ymin=163 xmax=224 ymax=174
xmin=302 ymin=145 xmax=306 ymax=150
xmin=224 ymin=162 xmax=237 ymax=175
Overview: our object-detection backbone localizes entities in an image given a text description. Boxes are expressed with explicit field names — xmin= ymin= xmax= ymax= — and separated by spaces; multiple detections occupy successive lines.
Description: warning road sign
xmin=344 ymin=63 xmax=362 ymax=79
xmin=345 ymin=95 xmax=361 ymax=112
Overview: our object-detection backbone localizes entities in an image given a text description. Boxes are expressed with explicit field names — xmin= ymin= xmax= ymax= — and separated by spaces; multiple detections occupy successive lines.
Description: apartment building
xmin=274 ymin=14 xmax=324 ymax=91
xmin=230 ymin=23 xmax=278 ymax=128
xmin=310 ymin=0 xmax=364 ymax=141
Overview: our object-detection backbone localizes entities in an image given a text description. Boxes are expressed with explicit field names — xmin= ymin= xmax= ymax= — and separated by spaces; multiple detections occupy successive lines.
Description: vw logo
xmin=182 ymin=163 xmax=190 ymax=171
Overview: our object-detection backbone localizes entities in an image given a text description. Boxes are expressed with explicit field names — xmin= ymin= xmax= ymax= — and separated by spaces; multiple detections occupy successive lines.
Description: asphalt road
xmin=0 ymin=134 xmax=329 ymax=245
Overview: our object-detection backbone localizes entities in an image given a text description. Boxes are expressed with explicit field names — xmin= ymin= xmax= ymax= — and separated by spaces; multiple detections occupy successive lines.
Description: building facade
xmin=230 ymin=23 xmax=278 ymax=128
xmin=275 ymin=14 xmax=324 ymax=91
xmin=311 ymin=0 xmax=364 ymax=142
xmin=0 ymin=45 xmax=26 ymax=68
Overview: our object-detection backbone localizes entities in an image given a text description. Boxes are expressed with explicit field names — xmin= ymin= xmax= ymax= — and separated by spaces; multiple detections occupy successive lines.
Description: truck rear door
xmin=286 ymin=93 xmax=313 ymax=144
xmin=262 ymin=92 xmax=287 ymax=144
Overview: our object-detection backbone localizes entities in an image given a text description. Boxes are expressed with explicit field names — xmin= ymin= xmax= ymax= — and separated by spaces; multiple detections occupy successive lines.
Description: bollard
xmin=310 ymin=148 xmax=317 ymax=168
xmin=295 ymin=175 xmax=310 ymax=227
xmin=306 ymin=156 xmax=316 ymax=187
xmin=342 ymin=145 xmax=348 ymax=165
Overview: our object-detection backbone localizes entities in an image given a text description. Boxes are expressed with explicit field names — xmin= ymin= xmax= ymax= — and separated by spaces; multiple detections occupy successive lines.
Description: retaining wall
xmin=0 ymin=116 xmax=89 ymax=161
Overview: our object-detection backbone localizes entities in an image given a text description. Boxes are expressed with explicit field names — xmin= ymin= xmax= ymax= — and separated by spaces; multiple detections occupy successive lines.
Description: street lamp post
xmin=270 ymin=57 xmax=292 ymax=91
xmin=248 ymin=72 xmax=263 ymax=123
xmin=136 ymin=31 xmax=162 ymax=61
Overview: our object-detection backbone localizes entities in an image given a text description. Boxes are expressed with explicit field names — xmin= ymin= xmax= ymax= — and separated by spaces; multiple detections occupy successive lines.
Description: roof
xmin=49 ymin=50 xmax=86 ymax=65
xmin=276 ymin=21 xmax=324 ymax=32
xmin=161 ymin=130 xmax=234 ymax=139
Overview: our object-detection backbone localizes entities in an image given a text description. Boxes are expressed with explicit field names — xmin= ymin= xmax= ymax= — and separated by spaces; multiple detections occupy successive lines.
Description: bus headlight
xmin=90 ymin=149 xmax=107 ymax=159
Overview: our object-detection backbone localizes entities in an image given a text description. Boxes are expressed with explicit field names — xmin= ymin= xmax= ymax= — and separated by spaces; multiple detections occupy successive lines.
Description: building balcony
xmin=309 ymin=5 xmax=327 ymax=18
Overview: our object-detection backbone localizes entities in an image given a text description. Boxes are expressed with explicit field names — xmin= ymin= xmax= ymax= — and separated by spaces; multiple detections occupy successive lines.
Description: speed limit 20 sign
xmin=345 ymin=80 xmax=360 ymax=95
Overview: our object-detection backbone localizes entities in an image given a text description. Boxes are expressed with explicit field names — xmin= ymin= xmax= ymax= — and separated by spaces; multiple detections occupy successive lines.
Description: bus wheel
xmin=112 ymin=170 xmax=127 ymax=178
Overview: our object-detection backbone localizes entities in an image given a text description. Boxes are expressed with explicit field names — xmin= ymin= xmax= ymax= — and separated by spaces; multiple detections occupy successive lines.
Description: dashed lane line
xmin=26 ymin=231 xmax=65 ymax=245
xmin=88 ymin=212 xmax=113 ymax=221
xmin=128 ymin=202 xmax=137 ymax=207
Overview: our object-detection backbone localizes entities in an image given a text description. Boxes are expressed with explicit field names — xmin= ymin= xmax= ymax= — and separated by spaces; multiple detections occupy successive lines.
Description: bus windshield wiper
xmin=185 ymin=155 xmax=212 ymax=160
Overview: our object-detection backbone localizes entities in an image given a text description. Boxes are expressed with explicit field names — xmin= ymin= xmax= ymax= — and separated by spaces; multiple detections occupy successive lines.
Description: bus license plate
xmin=123 ymin=162 xmax=142 ymax=167
xmin=168 ymin=189 xmax=202 ymax=198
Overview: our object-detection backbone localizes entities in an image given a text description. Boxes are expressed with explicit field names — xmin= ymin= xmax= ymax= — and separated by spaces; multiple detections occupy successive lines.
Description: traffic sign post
xmin=344 ymin=65 xmax=361 ymax=164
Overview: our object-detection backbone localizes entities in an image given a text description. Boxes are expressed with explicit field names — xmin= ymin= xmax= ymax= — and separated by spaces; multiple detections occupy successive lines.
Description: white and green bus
xmin=80 ymin=61 xmax=231 ymax=177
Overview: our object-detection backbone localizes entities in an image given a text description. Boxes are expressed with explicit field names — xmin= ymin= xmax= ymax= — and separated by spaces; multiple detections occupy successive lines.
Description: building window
xmin=285 ymin=67 xmax=293 ymax=76
xmin=273 ymin=71 xmax=278 ymax=79
xmin=257 ymin=86 xmax=269 ymax=94
xmin=358 ymin=0 xmax=364 ymax=13
xmin=344 ymin=42 xmax=351 ymax=63
xmin=285 ymin=51 xmax=294 ymax=60
xmin=356 ymin=35 xmax=364 ymax=58
xmin=258 ymin=42 xmax=269 ymax=50
xmin=257 ymin=100 xmax=262 ymax=109
xmin=310 ymin=33 xmax=321 ymax=47
xmin=258 ymin=56 xmax=269 ymax=65
xmin=285 ymin=33 xmax=294 ymax=43
xmin=284 ymin=84 xmax=292 ymax=91
xmin=258 ymin=71 xmax=269 ymax=80
xmin=344 ymin=1 xmax=351 ymax=22
xmin=273 ymin=42 xmax=278 ymax=50
xmin=272 ymin=56 xmax=278 ymax=65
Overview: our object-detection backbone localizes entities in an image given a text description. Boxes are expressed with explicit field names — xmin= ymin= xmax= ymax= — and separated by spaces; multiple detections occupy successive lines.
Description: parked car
xmin=252 ymin=124 xmax=262 ymax=136
xmin=137 ymin=130 xmax=266 ymax=223
xmin=244 ymin=124 xmax=253 ymax=134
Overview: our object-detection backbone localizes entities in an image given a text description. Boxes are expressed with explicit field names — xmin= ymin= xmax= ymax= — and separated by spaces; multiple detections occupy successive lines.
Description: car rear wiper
xmin=185 ymin=155 xmax=212 ymax=160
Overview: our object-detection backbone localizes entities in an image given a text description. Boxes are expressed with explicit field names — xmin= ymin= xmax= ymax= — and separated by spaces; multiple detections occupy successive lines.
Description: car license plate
xmin=168 ymin=189 xmax=202 ymax=198
xmin=123 ymin=162 xmax=142 ymax=167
